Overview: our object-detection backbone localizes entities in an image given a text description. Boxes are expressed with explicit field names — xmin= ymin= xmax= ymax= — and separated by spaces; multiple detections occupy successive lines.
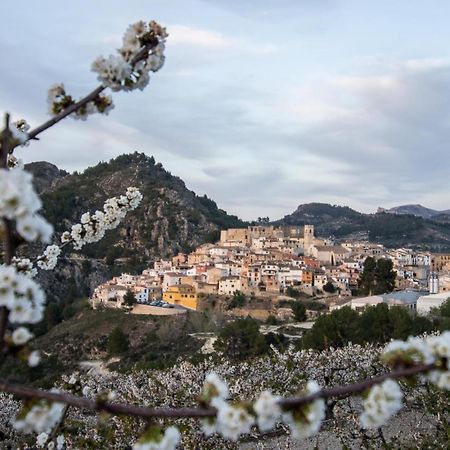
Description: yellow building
xmin=163 ymin=284 xmax=198 ymax=310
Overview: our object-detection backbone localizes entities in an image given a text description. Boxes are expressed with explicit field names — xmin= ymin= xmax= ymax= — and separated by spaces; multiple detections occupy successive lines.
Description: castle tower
xmin=429 ymin=272 xmax=439 ymax=294
xmin=303 ymin=225 xmax=314 ymax=254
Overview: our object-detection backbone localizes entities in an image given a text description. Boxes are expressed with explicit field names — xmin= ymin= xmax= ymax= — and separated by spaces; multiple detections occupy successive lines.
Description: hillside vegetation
xmin=27 ymin=152 xmax=244 ymax=264
xmin=277 ymin=202 xmax=450 ymax=250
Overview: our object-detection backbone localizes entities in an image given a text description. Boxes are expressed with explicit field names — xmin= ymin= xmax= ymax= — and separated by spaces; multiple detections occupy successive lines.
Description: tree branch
xmin=0 ymin=114 xmax=14 ymax=353
xmin=27 ymin=38 xmax=159 ymax=142
xmin=27 ymin=86 xmax=105 ymax=141
xmin=279 ymin=363 xmax=436 ymax=409
xmin=0 ymin=363 xmax=436 ymax=420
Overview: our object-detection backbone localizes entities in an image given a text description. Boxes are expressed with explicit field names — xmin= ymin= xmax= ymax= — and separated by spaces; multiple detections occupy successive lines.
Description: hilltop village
xmin=90 ymin=225 xmax=450 ymax=318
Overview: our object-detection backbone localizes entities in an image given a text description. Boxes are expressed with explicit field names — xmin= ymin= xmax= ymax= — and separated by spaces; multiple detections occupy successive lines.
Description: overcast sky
xmin=1 ymin=1 xmax=450 ymax=220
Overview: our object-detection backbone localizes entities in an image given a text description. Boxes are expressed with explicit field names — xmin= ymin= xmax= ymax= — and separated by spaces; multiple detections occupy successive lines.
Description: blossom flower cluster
xmin=11 ymin=326 xmax=34 ymax=346
xmin=132 ymin=426 xmax=180 ymax=450
xmin=12 ymin=257 xmax=37 ymax=278
xmin=37 ymin=245 xmax=61 ymax=271
xmin=62 ymin=187 xmax=143 ymax=250
xmin=357 ymin=332 xmax=450 ymax=429
xmin=11 ymin=119 xmax=30 ymax=147
xmin=6 ymin=154 xmax=24 ymax=169
xmin=360 ymin=379 xmax=403 ymax=428
xmin=92 ymin=20 xmax=167 ymax=92
xmin=13 ymin=395 xmax=65 ymax=435
xmin=36 ymin=432 xmax=65 ymax=449
xmin=47 ymin=83 xmax=114 ymax=121
xmin=0 ymin=167 xmax=53 ymax=243
xmin=282 ymin=381 xmax=326 ymax=439
xmin=200 ymin=372 xmax=326 ymax=442
xmin=383 ymin=332 xmax=450 ymax=390
xmin=0 ymin=265 xmax=45 ymax=325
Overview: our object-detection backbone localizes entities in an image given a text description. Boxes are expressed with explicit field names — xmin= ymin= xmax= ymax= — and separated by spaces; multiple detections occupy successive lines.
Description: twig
xmin=28 ymin=86 xmax=105 ymax=141
xmin=27 ymin=38 xmax=159 ymax=142
xmin=0 ymin=363 xmax=436 ymax=420
xmin=279 ymin=363 xmax=436 ymax=409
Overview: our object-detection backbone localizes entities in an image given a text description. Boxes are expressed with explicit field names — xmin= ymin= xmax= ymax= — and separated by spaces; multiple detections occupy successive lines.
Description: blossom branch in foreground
xmin=278 ymin=362 xmax=436 ymax=409
xmin=0 ymin=114 xmax=16 ymax=354
xmin=26 ymin=21 xmax=166 ymax=143
xmin=0 ymin=362 xmax=437 ymax=420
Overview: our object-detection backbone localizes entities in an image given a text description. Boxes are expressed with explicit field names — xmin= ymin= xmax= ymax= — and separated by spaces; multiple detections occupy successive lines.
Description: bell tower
xmin=303 ymin=225 xmax=314 ymax=254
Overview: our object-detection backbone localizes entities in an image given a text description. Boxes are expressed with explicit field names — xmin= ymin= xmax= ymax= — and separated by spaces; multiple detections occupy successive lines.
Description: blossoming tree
xmin=0 ymin=19 xmax=449 ymax=450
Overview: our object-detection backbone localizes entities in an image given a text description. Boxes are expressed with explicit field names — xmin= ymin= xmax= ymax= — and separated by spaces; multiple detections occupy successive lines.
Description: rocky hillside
xmin=26 ymin=162 xmax=69 ymax=194
xmin=24 ymin=153 xmax=244 ymax=300
xmin=276 ymin=203 xmax=450 ymax=251
xmin=29 ymin=152 xmax=244 ymax=263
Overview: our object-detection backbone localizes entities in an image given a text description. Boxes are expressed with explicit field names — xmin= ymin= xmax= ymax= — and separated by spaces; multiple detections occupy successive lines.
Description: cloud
xmin=169 ymin=25 xmax=235 ymax=48
xmin=280 ymin=59 xmax=450 ymax=211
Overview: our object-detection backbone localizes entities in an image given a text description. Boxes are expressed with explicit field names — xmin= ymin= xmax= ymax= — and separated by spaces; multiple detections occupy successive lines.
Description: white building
xmin=417 ymin=292 xmax=449 ymax=315
xmin=162 ymin=272 xmax=183 ymax=291
xmin=218 ymin=277 xmax=242 ymax=295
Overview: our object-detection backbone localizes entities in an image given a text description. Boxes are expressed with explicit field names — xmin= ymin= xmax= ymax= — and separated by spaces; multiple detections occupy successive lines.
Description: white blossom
xmin=13 ymin=395 xmax=65 ymax=434
xmin=211 ymin=397 xmax=255 ymax=441
xmin=28 ymin=350 xmax=41 ymax=367
xmin=47 ymin=83 xmax=66 ymax=115
xmin=383 ymin=336 xmax=435 ymax=367
xmin=12 ymin=257 xmax=37 ymax=278
xmin=93 ymin=20 xmax=166 ymax=93
xmin=0 ymin=265 xmax=45 ymax=324
xmin=11 ymin=119 xmax=30 ymax=146
xmin=65 ymin=187 xmax=142 ymax=250
xmin=425 ymin=332 xmax=450 ymax=390
xmin=91 ymin=54 xmax=132 ymax=91
xmin=56 ymin=434 xmax=65 ymax=450
xmin=7 ymin=154 xmax=24 ymax=169
xmin=132 ymin=426 xmax=180 ymax=450
xmin=0 ymin=167 xmax=52 ymax=243
xmin=82 ymin=386 xmax=92 ymax=396
xmin=61 ymin=231 xmax=71 ymax=243
xmin=37 ymin=245 xmax=61 ymax=271
xmin=282 ymin=380 xmax=325 ymax=440
xmin=0 ymin=265 xmax=18 ymax=308
xmin=11 ymin=327 xmax=34 ymax=345
xmin=36 ymin=431 xmax=49 ymax=447
xmin=203 ymin=372 xmax=229 ymax=400
xmin=254 ymin=390 xmax=281 ymax=431
xmin=360 ymin=379 xmax=403 ymax=428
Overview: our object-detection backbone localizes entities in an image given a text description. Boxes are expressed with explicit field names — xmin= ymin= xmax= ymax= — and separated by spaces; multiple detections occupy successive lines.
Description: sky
xmin=1 ymin=0 xmax=450 ymax=220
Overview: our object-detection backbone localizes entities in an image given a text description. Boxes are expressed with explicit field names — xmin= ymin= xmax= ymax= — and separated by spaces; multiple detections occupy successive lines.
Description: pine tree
xmin=107 ymin=327 xmax=129 ymax=355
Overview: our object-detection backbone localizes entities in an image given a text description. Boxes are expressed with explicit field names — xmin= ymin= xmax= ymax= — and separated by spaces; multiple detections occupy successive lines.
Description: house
xmin=163 ymin=284 xmax=198 ymax=310
xmin=162 ymin=272 xmax=183 ymax=291
xmin=310 ymin=245 xmax=350 ymax=265
xmin=218 ymin=276 xmax=241 ymax=295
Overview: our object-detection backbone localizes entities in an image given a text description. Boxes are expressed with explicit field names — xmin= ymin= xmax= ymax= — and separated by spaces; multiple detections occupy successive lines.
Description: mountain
xmin=26 ymin=161 xmax=69 ymax=194
xmin=377 ymin=204 xmax=450 ymax=219
xmin=29 ymin=152 xmax=244 ymax=261
xmin=277 ymin=203 xmax=450 ymax=251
